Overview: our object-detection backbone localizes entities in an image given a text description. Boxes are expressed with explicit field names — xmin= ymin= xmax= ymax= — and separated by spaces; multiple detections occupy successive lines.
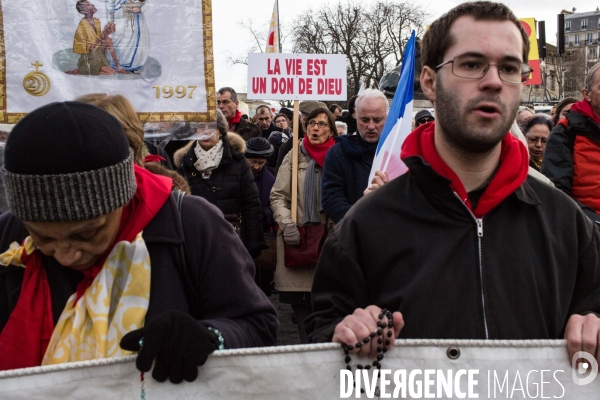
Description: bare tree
xmin=225 ymin=19 xmax=292 ymax=66
xmin=291 ymin=0 xmax=428 ymax=97
xmin=562 ymin=48 xmax=587 ymax=99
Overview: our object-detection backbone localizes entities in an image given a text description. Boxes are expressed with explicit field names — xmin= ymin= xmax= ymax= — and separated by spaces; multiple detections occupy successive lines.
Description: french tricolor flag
xmin=367 ymin=30 xmax=416 ymax=185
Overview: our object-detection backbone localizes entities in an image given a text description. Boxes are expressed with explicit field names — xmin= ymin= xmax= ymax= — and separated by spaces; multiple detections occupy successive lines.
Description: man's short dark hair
xmin=329 ymin=104 xmax=342 ymax=113
xmin=76 ymin=0 xmax=87 ymax=14
xmin=256 ymin=104 xmax=271 ymax=115
xmin=217 ymin=87 xmax=238 ymax=102
xmin=421 ymin=1 xmax=530 ymax=70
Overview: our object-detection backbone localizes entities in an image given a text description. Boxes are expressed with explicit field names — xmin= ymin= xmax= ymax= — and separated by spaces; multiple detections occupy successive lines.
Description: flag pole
xmin=276 ymin=0 xmax=282 ymax=53
xmin=291 ymin=100 xmax=299 ymax=223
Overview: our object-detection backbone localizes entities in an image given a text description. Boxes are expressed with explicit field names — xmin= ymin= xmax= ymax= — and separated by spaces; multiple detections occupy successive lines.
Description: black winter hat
xmin=279 ymin=108 xmax=293 ymax=121
xmin=414 ymin=109 xmax=434 ymax=123
xmin=3 ymin=101 xmax=137 ymax=222
xmin=245 ymin=137 xmax=273 ymax=158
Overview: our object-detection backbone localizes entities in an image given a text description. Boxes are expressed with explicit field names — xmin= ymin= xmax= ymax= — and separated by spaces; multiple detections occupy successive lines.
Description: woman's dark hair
xmin=552 ymin=97 xmax=577 ymax=125
xmin=304 ymin=107 xmax=338 ymax=137
xmin=347 ymin=95 xmax=358 ymax=116
xmin=522 ymin=115 xmax=554 ymax=135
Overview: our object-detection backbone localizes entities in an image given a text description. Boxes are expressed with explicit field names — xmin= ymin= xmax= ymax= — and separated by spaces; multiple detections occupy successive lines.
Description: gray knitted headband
xmin=2 ymin=150 xmax=137 ymax=222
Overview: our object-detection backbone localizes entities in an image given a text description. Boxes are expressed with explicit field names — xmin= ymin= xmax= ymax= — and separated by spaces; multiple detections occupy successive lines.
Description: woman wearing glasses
xmin=270 ymin=108 xmax=338 ymax=343
xmin=522 ymin=115 xmax=554 ymax=171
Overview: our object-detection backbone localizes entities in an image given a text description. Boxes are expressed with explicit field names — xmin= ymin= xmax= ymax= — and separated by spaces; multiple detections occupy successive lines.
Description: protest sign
xmin=247 ymin=53 xmax=347 ymax=100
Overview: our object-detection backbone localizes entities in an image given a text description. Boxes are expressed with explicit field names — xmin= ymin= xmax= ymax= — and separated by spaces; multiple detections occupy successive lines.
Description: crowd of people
xmin=0 ymin=0 xmax=599 ymax=388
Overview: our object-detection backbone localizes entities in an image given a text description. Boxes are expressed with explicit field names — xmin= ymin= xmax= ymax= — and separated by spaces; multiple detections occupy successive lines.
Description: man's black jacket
xmin=307 ymin=156 xmax=600 ymax=342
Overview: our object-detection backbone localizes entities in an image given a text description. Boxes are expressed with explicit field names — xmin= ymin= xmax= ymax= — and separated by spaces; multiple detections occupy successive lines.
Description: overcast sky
xmin=212 ymin=0 xmax=591 ymax=93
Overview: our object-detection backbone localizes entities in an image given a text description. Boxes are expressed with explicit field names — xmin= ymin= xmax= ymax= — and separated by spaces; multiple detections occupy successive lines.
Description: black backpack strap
xmin=171 ymin=190 xmax=202 ymax=319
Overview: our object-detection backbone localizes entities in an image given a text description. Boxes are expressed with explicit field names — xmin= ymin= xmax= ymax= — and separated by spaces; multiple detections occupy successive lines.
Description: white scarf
xmin=194 ymin=140 xmax=224 ymax=179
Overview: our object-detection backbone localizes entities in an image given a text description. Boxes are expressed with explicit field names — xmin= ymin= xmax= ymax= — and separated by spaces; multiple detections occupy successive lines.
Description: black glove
xmin=120 ymin=310 xmax=220 ymax=383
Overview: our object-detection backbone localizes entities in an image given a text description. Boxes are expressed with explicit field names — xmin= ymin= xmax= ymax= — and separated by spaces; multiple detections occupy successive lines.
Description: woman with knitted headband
xmin=0 ymin=102 xmax=277 ymax=382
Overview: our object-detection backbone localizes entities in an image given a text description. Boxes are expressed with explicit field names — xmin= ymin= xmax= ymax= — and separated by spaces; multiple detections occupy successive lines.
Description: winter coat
xmin=307 ymin=155 xmax=600 ymax=343
xmin=541 ymin=110 xmax=600 ymax=223
xmin=234 ymin=118 xmax=261 ymax=141
xmin=175 ymin=133 xmax=266 ymax=258
xmin=267 ymin=130 xmax=291 ymax=175
xmin=261 ymin=122 xmax=282 ymax=140
xmin=321 ymin=135 xmax=375 ymax=223
xmin=270 ymin=144 xmax=332 ymax=292
xmin=254 ymin=166 xmax=276 ymax=232
xmin=275 ymin=125 xmax=306 ymax=175
xmin=0 ymin=194 xmax=278 ymax=348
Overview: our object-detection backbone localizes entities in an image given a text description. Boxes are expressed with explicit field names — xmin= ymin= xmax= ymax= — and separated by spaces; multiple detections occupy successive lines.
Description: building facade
xmin=563 ymin=8 xmax=600 ymax=98
xmin=522 ymin=43 xmax=561 ymax=103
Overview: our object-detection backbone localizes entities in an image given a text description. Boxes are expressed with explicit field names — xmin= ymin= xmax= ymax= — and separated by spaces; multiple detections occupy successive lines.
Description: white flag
xmin=265 ymin=0 xmax=279 ymax=53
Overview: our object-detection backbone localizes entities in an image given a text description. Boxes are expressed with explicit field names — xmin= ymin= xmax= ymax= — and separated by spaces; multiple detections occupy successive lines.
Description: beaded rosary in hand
xmin=341 ymin=308 xmax=394 ymax=396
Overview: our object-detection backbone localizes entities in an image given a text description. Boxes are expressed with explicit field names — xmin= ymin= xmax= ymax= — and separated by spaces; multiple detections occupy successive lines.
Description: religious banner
xmin=0 ymin=0 xmax=216 ymax=124
xmin=247 ymin=53 xmax=347 ymax=101
xmin=0 ymin=340 xmax=598 ymax=399
xmin=519 ymin=18 xmax=543 ymax=86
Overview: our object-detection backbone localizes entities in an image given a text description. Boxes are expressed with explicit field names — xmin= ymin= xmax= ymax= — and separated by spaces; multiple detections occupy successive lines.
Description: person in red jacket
xmin=542 ymin=62 xmax=600 ymax=224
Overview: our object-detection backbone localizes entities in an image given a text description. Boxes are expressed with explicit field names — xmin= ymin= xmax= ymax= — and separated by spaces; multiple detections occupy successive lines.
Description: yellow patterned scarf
xmin=0 ymin=233 xmax=150 ymax=365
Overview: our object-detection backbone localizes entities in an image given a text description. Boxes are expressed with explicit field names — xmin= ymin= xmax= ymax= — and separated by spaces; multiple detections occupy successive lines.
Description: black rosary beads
xmin=341 ymin=308 xmax=394 ymax=395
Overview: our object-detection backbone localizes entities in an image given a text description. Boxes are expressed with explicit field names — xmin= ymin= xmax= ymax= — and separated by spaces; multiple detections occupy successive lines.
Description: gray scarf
xmin=300 ymin=145 xmax=321 ymax=224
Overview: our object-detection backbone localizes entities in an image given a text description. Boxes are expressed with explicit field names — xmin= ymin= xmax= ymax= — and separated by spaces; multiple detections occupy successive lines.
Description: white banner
xmin=1 ymin=340 xmax=599 ymax=399
xmin=0 ymin=0 xmax=216 ymax=124
xmin=247 ymin=53 xmax=347 ymax=101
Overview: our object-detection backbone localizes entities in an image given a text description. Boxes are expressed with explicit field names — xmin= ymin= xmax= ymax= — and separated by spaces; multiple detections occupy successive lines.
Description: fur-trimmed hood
xmin=173 ymin=131 xmax=246 ymax=168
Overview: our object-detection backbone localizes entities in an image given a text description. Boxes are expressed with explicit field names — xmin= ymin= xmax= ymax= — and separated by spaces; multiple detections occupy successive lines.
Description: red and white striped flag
xmin=265 ymin=0 xmax=279 ymax=53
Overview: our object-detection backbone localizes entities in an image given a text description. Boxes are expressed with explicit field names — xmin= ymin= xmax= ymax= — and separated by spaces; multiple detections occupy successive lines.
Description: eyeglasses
xmin=196 ymin=122 xmax=218 ymax=130
xmin=417 ymin=117 xmax=434 ymax=123
xmin=217 ymin=100 xmax=233 ymax=105
xmin=307 ymin=121 xmax=329 ymax=128
xmin=525 ymin=137 xmax=548 ymax=145
xmin=436 ymin=54 xmax=533 ymax=84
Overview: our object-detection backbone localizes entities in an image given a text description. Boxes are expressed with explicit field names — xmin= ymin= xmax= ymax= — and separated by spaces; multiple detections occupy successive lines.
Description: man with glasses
xmin=321 ymin=89 xmax=389 ymax=223
xmin=307 ymin=1 xmax=600 ymax=367
xmin=542 ymin=63 xmax=600 ymax=225
xmin=217 ymin=87 xmax=261 ymax=141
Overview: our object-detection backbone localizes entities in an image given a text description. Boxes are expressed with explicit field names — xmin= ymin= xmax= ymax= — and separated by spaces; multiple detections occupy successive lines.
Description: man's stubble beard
xmin=435 ymin=74 xmax=519 ymax=154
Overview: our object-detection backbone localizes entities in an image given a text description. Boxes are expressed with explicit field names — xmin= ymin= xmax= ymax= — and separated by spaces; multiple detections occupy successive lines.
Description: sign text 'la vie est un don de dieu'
xmin=247 ymin=54 xmax=347 ymax=101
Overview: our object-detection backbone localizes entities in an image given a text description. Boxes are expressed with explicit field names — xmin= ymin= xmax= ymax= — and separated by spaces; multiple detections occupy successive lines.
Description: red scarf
xmin=570 ymin=99 xmax=600 ymax=126
xmin=0 ymin=166 xmax=172 ymax=371
xmin=143 ymin=154 xmax=166 ymax=164
xmin=228 ymin=110 xmax=242 ymax=125
xmin=302 ymin=136 xmax=336 ymax=167
xmin=401 ymin=123 xmax=529 ymax=218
